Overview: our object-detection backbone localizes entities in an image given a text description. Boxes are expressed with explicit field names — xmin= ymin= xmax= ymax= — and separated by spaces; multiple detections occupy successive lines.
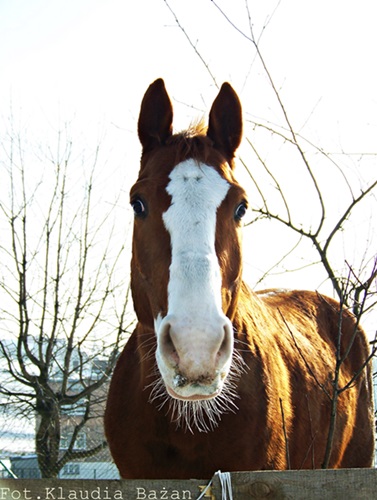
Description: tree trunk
xmin=36 ymin=397 xmax=61 ymax=478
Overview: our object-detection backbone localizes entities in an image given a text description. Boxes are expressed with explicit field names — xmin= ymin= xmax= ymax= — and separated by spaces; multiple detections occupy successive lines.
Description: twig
xmin=279 ymin=398 xmax=291 ymax=469
xmin=162 ymin=0 xmax=219 ymax=88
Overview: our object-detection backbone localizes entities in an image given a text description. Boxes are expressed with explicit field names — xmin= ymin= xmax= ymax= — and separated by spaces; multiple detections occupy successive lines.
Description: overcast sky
xmin=1 ymin=0 xmax=376 ymax=142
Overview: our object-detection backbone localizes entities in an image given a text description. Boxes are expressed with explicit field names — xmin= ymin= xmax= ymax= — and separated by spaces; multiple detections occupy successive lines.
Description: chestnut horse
xmin=105 ymin=79 xmax=374 ymax=479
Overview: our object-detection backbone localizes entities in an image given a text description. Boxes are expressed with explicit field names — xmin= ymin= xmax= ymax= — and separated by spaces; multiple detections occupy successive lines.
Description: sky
xmin=0 ymin=0 xmax=376 ymax=333
xmin=2 ymin=0 xmax=376 ymax=142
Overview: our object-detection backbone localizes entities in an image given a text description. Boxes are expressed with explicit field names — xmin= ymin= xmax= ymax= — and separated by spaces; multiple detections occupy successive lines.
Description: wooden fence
xmin=0 ymin=468 xmax=376 ymax=499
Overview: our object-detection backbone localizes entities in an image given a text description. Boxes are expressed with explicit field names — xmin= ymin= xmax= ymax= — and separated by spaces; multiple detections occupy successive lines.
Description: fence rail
xmin=0 ymin=468 xmax=376 ymax=500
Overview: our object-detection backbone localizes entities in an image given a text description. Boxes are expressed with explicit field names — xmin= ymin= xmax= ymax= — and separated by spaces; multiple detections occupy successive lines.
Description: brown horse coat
xmin=105 ymin=79 xmax=374 ymax=479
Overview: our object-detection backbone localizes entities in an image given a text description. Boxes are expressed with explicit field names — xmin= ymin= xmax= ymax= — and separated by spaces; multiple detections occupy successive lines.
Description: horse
xmin=104 ymin=79 xmax=374 ymax=479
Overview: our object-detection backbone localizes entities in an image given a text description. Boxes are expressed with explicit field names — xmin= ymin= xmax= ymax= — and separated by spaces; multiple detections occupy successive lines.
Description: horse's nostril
xmin=219 ymin=334 xmax=228 ymax=355
xmin=160 ymin=322 xmax=180 ymax=366
xmin=217 ymin=323 xmax=233 ymax=362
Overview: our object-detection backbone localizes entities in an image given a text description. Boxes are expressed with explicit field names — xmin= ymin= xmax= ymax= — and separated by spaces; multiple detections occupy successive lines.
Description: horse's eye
xmin=235 ymin=201 xmax=247 ymax=221
xmin=131 ymin=198 xmax=147 ymax=218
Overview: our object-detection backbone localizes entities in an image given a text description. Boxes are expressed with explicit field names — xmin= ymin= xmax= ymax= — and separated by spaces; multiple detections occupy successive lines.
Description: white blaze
xmin=163 ymin=159 xmax=230 ymax=320
xmin=153 ymin=158 xmax=234 ymax=401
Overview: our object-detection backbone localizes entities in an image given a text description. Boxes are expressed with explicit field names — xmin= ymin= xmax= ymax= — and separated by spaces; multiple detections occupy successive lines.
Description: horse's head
xmin=130 ymin=79 xmax=246 ymax=422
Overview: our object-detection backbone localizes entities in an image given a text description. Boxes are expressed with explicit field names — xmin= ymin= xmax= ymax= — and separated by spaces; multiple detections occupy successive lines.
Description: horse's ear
xmin=138 ymin=79 xmax=173 ymax=153
xmin=207 ymin=83 xmax=242 ymax=162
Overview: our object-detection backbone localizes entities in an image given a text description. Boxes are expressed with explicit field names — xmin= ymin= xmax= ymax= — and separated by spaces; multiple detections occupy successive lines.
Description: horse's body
xmin=105 ymin=79 xmax=374 ymax=479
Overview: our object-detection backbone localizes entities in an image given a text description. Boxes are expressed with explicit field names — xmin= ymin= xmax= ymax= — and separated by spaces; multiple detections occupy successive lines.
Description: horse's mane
xmin=173 ymin=119 xmax=207 ymax=139
xmin=166 ymin=120 xmax=221 ymax=165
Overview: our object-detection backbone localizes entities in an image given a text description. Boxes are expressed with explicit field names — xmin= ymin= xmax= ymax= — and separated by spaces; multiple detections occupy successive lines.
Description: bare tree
xmin=0 ymin=121 xmax=133 ymax=478
xmin=163 ymin=0 xmax=377 ymax=467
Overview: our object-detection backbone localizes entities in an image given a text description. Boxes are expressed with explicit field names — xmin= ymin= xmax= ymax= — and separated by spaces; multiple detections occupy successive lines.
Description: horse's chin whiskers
xmin=140 ymin=348 xmax=156 ymax=364
xmin=146 ymin=348 xmax=247 ymax=433
xmin=233 ymin=332 xmax=252 ymax=353
xmin=137 ymin=336 xmax=157 ymax=363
